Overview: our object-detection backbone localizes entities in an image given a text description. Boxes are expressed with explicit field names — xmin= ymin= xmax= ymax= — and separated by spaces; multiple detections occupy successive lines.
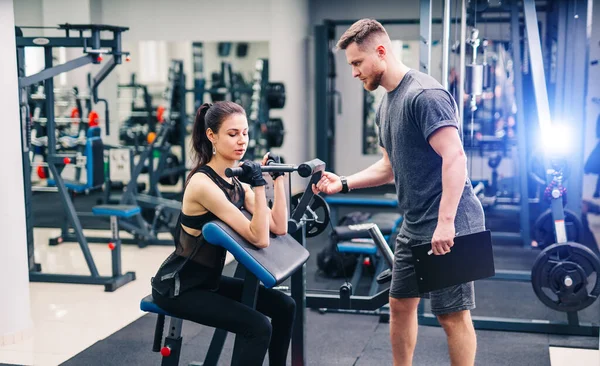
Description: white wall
xmin=1 ymin=0 xmax=33 ymax=343
xmin=13 ymin=0 xmax=43 ymax=25
xmin=41 ymin=0 xmax=93 ymax=91
xmin=101 ymin=0 xmax=272 ymax=42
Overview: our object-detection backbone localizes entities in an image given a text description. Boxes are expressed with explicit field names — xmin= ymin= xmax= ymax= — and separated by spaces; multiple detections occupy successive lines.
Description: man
xmin=313 ymin=19 xmax=485 ymax=366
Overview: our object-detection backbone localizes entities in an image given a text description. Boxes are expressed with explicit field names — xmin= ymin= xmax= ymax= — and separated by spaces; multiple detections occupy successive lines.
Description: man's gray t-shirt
xmin=376 ymin=69 xmax=485 ymax=240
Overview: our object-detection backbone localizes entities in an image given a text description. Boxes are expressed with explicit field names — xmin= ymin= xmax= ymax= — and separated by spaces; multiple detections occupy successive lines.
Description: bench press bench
xmin=140 ymin=213 xmax=310 ymax=366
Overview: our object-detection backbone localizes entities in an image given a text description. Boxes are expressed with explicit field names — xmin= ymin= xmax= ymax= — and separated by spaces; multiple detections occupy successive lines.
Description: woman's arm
xmin=269 ymin=176 xmax=288 ymax=235
xmin=191 ymin=174 xmax=270 ymax=248
xmin=243 ymin=175 xmax=288 ymax=235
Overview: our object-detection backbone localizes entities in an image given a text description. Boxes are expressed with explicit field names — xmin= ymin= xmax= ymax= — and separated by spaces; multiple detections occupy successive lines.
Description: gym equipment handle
xmin=225 ymin=159 xmax=325 ymax=178
xmin=225 ymin=164 xmax=296 ymax=178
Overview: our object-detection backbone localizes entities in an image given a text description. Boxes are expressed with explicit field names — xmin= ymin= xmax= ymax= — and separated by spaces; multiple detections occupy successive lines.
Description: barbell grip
xmin=225 ymin=167 xmax=244 ymax=177
xmin=225 ymin=164 xmax=298 ymax=178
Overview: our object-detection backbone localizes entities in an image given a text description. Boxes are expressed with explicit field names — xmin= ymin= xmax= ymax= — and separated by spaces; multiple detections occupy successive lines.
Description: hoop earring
xmin=212 ymin=145 xmax=216 ymax=155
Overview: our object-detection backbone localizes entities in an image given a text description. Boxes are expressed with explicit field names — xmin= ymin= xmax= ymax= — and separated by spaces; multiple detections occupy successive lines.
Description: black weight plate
xmin=533 ymin=209 xmax=583 ymax=249
xmin=266 ymin=118 xmax=285 ymax=148
xmin=531 ymin=242 xmax=600 ymax=312
xmin=266 ymin=82 xmax=286 ymax=109
xmin=290 ymin=192 xmax=331 ymax=238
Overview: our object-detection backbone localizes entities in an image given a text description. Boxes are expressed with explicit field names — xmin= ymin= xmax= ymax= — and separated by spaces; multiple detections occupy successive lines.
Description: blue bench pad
xmin=140 ymin=294 xmax=171 ymax=316
xmin=325 ymin=194 xmax=398 ymax=208
xmin=92 ymin=205 xmax=141 ymax=218
xmin=48 ymin=179 xmax=97 ymax=193
xmin=337 ymin=241 xmax=378 ymax=255
xmin=202 ymin=214 xmax=310 ymax=288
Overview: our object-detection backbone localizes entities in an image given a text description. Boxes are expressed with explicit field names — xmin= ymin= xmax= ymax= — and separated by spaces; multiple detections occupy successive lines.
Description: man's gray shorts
xmin=389 ymin=233 xmax=475 ymax=315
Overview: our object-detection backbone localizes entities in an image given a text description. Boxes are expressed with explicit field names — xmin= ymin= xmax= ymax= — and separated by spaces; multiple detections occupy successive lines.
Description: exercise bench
xmin=89 ymin=204 xmax=138 ymax=291
xmin=334 ymin=213 xmax=402 ymax=296
xmin=140 ymin=213 xmax=310 ymax=366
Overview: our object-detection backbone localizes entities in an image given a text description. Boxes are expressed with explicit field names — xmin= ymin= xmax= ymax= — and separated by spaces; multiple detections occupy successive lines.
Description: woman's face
xmin=212 ymin=113 xmax=249 ymax=161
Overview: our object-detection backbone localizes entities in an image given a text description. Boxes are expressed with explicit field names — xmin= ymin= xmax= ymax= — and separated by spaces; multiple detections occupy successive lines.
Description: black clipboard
xmin=410 ymin=230 xmax=495 ymax=293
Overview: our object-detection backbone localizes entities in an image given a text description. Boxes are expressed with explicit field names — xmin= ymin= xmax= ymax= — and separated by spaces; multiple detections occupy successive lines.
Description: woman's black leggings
xmin=152 ymin=276 xmax=296 ymax=366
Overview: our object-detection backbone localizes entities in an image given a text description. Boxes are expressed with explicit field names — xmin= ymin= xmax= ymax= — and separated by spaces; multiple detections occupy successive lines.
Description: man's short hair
xmin=336 ymin=19 xmax=388 ymax=50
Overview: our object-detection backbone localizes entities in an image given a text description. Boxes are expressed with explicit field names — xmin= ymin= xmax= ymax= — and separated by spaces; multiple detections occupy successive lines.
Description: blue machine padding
xmin=92 ymin=205 xmax=141 ymax=218
xmin=325 ymin=195 xmax=398 ymax=207
xmin=48 ymin=179 xmax=88 ymax=193
xmin=64 ymin=181 xmax=89 ymax=193
xmin=87 ymin=127 xmax=101 ymax=138
xmin=202 ymin=214 xmax=310 ymax=288
xmin=337 ymin=242 xmax=378 ymax=254
xmin=86 ymin=137 xmax=95 ymax=187
xmin=47 ymin=136 xmax=102 ymax=192
xmin=140 ymin=294 xmax=171 ymax=316
xmin=48 ymin=179 xmax=90 ymax=193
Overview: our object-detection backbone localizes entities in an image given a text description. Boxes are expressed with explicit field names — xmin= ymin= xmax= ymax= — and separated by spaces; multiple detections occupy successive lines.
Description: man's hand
xmin=431 ymin=221 xmax=455 ymax=255
xmin=312 ymin=171 xmax=343 ymax=195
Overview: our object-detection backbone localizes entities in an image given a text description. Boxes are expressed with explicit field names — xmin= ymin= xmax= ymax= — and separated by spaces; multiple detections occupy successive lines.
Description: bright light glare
xmin=541 ymin=124 xmax=572 ymax=157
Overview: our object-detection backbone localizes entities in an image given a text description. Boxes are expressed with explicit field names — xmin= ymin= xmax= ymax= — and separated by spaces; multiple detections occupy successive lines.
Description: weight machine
xmin=419 ymin=0 xmax=600 ymax=336
xmin=17 ymin=24 xmax=135 ymax=291
xmin=192 ymin=44 xmax=287 ymax=161
xmin=313 ymin=0 xmax=599 ymax=337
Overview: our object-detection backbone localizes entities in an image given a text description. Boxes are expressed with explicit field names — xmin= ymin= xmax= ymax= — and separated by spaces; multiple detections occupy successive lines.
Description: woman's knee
xmin=247 ymin=313 xmax=273 ymax=341
xmin=282 ymin=294 xmax=296 ymax=314
xmin=264 ymin=289 xmax=296 ymax=317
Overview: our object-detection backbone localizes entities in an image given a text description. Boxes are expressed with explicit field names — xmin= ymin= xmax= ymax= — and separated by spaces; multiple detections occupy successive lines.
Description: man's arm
xmin=428 ymin=126 xmax=467 ymax=255
xmin=346 ymin=147 xmax=394 ymax=190
xmin=428 ymin=126 xmax=467 ymax=224
xmin=313 ymin=147 xmax=393 ymax=195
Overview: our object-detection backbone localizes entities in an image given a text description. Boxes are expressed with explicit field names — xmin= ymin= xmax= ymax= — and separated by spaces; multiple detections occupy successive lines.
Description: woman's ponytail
xmin=186 ymin=103 xmax=212 ymax=185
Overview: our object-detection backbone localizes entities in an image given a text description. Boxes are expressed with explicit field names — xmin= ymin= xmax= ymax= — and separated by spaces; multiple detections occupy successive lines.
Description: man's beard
xmin=364 ymin=70 xmax=383 ymax=91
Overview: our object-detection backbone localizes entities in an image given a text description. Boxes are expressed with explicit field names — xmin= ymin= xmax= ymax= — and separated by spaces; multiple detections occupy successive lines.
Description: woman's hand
xmin=262 ymin=152 xmax=285 ymax=181
xmin=238 ymin=160 xmax=267 ymax=187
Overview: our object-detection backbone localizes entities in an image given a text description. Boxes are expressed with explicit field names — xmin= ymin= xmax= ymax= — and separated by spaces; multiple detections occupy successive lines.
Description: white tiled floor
xmin=0 ymin=227 xmax=234 ymax=366
xmin=0 ymin=228 xmax=175 ymax=365
xmin=549 ymin=347 xmax=600 ymax=366
xmin=1 ymin=221 xmax=599 ymax=366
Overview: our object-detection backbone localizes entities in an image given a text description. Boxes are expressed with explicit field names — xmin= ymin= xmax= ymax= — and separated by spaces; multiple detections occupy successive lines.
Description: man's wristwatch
xmin=340 ymin=176 xmax=350 ymax=194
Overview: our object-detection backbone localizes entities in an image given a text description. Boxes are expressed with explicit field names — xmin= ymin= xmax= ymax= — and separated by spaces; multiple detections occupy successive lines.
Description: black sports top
xmin=151 ymin=165 xmax=245 ymax=298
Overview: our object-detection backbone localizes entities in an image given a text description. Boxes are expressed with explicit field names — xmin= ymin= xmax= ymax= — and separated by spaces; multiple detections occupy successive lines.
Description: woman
xmin=151 ymin=101 xmax=294 ymax=366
